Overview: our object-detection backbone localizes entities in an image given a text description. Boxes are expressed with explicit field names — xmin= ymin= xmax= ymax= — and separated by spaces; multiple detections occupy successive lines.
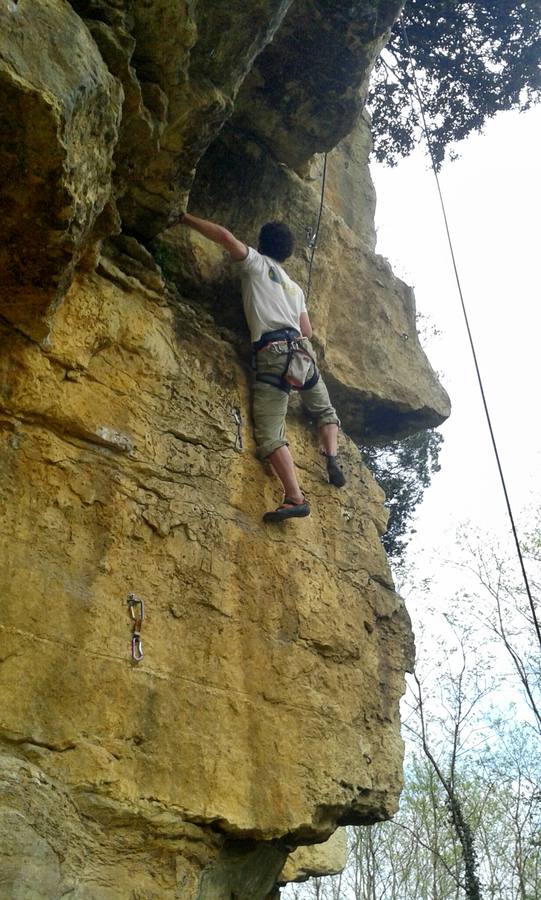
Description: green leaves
xmin=361 ymin=428 xmax=444 ymax=565
xmin=369 ymin=1 xmax=541 ymax=167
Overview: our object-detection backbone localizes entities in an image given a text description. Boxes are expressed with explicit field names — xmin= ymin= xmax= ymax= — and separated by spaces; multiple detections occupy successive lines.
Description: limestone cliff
xmin=0 ymin=2 xmax=450 ymax=898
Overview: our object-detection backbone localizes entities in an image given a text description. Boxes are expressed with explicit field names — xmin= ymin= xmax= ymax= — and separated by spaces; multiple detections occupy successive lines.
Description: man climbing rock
xmin=180 ymin=214 xmax=346 ymax=522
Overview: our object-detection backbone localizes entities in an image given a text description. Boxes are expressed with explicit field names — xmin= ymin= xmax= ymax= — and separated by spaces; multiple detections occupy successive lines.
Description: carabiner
xmin=131 ymin=633 xmax=144 ymax=662
xmin=128 ymin=593 xmax=144 ymax=663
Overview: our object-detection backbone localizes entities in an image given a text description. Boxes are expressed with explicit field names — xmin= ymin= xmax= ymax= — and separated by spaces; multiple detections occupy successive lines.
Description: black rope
xmin=399 ymin=15 xmax=541 ymax=648
xmin=306 ymin=152 xmax=328 ymax=302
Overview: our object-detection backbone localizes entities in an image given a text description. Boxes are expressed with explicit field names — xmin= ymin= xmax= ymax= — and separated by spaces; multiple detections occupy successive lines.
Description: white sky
xmin=370 ymin=106 xmax=541 ymax=578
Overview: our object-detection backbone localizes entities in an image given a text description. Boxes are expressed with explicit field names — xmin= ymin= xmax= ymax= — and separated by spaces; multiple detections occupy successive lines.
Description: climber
xmin=180 ymin=213 xmax=346 ymax=522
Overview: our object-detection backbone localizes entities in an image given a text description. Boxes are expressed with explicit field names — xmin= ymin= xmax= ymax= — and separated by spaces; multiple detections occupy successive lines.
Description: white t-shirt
xmin=237 ymin=247 xmax=307 ymax=343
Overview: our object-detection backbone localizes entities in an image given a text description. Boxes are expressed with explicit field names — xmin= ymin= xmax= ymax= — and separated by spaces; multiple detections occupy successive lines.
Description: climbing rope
xmin=128 ymin=592 xmax=144 ymax=661
xmin=399 ymin=14 xmax=540 ymax=647
xmin=305 ymin=152 xmax=328 ymax=303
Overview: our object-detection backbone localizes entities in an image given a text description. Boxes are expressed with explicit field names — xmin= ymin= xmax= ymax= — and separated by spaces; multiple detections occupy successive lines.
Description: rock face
xmin=281 ymin=829 xmax=348 ymax=884
xmin=0 ymin=2 xmax=449 ymax=898
xmin=0 ymin=0 xmax=122 ymax=339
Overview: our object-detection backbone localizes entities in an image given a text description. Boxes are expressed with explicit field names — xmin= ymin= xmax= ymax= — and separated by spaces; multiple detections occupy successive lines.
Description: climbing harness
xmin=127 ymin=592 xmax=144 ymax=662
xmin=253 ymin=328 xmax=320 ymax=394
xmin=400 ymin=14 xmax=540 ymax=644
xmin=232 ymin=407 xmax=243 ymax=451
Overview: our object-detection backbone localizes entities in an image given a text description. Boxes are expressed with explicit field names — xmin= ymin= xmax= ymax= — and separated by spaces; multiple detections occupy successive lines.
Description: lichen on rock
xmin=0 ymin=2 xmax=449 ymax=897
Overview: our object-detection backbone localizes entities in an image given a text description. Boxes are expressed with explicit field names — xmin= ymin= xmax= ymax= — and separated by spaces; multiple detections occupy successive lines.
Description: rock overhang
xmin=231 ymin=0 xmax=405 ymax=168
xmin=0 ymin=0 xmax=123 ymax=338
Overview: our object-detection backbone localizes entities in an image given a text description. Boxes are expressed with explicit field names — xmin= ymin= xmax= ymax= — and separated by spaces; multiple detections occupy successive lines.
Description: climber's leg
xmin=320 ymin=422 xmax=338 ymax=456
xmin=301 ymin=374 xmax=346 ymax=487
xmin=252 ymin=376 xmax=289 ymax=461
xmin=263 ymin=435 xmax=312 ymax=522
xmin=266 ymin=445 xmax=304 ymax=505
xmin=319 ymin=423 xmax=346 ymax=487
xmin=253 ymin=371 xmax=310 ymax=519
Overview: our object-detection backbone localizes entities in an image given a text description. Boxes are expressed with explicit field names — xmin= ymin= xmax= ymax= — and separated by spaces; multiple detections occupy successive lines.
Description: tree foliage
xmin=286 ymin=731 xmax=541 ymax=900
xmin=362 ymin=428 xmax=443 ymax=565
xmin=282 ymin=519 xmax=541 ymax=900
xmin=454 ymin=524 xmax=541 ymax=733
xmin=369 ymin=1 xmax=541 ymax=167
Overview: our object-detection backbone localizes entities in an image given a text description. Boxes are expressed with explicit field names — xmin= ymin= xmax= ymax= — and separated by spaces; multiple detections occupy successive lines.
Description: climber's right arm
xmin=181 ymin=213 xmax=248 ymax=262
xmin=300 ymin=311 xmax=312 ymax=339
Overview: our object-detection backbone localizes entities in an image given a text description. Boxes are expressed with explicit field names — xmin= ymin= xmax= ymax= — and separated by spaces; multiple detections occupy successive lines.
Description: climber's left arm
xmin=181 ymin=213 xmax=248 ymax=262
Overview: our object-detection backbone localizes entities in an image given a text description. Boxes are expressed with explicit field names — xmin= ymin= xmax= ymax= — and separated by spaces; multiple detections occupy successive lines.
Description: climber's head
xmin=258 ymin=222 xmax=295 ymax=262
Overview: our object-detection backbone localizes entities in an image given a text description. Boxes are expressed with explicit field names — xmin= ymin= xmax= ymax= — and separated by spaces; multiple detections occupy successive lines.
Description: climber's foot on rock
xmin=263 ymin=495 xmax=310 ymax=523
xmin=325 ymin=454 xmax=346 ymax=488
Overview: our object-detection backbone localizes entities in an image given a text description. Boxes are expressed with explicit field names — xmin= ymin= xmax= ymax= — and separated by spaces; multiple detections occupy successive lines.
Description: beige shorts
xmin=252 ymin=339 xmax=340 ymax=459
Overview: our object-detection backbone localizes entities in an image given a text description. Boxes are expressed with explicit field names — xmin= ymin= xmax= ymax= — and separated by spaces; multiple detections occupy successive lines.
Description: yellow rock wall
xmin=1 ymin=268 xmax=411 ymax=896
xmin=0 ymin=2 xmax=448 ymax=897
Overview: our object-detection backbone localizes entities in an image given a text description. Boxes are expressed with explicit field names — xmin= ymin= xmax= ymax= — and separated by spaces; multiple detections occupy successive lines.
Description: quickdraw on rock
xmin=127 ymin=592 xmax=144 ymax=662
xmin=305 ymin=224 xmax=316 ymax=249
xmin=232 ymin=407 xmax=243 ymax=451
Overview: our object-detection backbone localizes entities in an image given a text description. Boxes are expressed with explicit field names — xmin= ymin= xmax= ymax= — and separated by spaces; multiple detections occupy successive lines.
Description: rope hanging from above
xmin=305 ymin=152 xmax=328 ymax=303
xmin=399 ymin=13 xmax=540 ymax=647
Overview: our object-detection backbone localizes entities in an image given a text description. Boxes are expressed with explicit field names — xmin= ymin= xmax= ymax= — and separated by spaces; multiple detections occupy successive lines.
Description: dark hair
xmin=258 ymin=222 xmax=295 ymax=262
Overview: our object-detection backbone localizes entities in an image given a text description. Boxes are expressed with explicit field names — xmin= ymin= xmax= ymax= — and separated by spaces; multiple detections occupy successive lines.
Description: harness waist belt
xmin=253 ymin=327 xmax=319 ymax=392
xmin=252 ymin=328 xmax=300 ymax=352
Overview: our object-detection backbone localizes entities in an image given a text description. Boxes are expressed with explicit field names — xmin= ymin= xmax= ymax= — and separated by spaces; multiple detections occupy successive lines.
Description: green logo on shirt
xmin=268 ymin=267 xmax=283 ymax=285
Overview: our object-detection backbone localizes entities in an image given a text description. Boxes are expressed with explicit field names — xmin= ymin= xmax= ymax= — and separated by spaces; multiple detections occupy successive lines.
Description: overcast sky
xmin=370 ymin=106 xmax=541 ymax=581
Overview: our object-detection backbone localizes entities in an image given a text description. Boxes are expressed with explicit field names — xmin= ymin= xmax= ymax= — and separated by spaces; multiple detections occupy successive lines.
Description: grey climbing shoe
xmin=263 ymin=496 xmax=311 ymax=523
xmin=325 ymin=454 xmax=346 ymax=487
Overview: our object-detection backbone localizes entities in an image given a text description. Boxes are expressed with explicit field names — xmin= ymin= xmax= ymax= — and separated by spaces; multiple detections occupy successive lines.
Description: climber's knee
xmin=301 ymin=376 xmax=340 ymax=428
xmin=317 ymin=411 xmax=341 ymax=429
xmin=256 ymin=437 xmax=289 ymax=461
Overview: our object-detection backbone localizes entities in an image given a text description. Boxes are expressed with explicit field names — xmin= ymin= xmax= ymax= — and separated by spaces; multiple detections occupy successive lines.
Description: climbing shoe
xmin=263 ymin=496 xmax=311 ymax=523
xmin=325 ymin=454 xmax=346 ymax=488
